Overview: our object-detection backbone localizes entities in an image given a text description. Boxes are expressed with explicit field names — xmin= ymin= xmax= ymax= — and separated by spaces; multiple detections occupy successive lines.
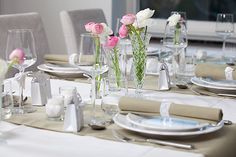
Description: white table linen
xmin=2 ymin=77 xmax=236 ymax=157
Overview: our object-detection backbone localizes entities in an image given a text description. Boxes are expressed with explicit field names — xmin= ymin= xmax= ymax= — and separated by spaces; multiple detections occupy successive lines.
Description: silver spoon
xmin=88 ymin=123 xmax=106 ymax=130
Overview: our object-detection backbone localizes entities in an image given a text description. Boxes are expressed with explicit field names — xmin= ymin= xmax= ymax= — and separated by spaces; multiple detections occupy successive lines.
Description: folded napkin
xmin=195 ymin=63 xmax=236 ymax=80
xmin=119 ymin=96 xmax=223 ymax=122
xmin=44 ymin=54 xmax=68 ymax=65
xmin=44 ymin=54 xmax=95 ymax=65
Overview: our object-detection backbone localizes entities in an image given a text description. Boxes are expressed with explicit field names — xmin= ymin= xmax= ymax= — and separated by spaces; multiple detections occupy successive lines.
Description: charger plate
xmin=113 ymin=113 xmax=224 ymax=137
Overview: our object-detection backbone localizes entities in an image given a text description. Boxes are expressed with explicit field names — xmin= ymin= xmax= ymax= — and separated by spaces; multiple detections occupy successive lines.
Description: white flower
xmin=136 ymin=8 xmax=155 ymax=22
xmin=0 ymin=59 xmax=8 ymax=79
xmin=134 ymin=8 xmax=155 ymax=28
xmin=167 ymin=13 xmax=181 ymax=27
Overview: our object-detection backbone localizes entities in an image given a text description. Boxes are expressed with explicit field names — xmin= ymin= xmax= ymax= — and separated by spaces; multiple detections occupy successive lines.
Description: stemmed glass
xmin=5 ymin=29 xmax=37 ymax=114
xmin=163 ymin=14 xmax=188 ymax=85
xmin=215 ymin=13 xmax=234 ymax=62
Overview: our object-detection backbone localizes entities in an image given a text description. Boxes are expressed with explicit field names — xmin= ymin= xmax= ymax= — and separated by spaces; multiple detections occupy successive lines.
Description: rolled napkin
xmin=195 ymin=63 xmax=236 ymax=80
xmin=44 ymin=54 xmax=68 ymax=65
xmin=119 ymin=96 xmax=223 ymax=122
xmin=44 ymin=54 xmax=95 ymax=65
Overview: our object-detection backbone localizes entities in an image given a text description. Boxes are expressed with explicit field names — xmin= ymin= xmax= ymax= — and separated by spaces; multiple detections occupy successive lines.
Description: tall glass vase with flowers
xmin=163 ymin=13 xmax=188 ymax=85
xmin=84 ymin=22 xmax=113 ymax=97
xmin=103 ymin=36 xmax=122 ymax=91
xmin=119 ymin=8 xmax=154 ymax=95
xmin=84 ymin=22 xmax=112 ymax=125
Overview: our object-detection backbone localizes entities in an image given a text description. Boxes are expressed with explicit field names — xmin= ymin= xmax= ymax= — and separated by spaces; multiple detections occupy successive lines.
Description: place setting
xmin=191 ymin=63 xmax=236 ymax=97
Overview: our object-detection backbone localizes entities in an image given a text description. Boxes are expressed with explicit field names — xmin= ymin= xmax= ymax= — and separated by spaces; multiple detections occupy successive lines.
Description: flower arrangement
xmin=85 ymin=22 xmax=113 ymax=65
xmin=85 ymin=22 xmax=113 ymax=96
xmin=103 ymin=36 xmax=121 ymax=88
xmin=167 ymin=13 xmax=181 ymax=45
xmin=118 ymin=8 xmax=155 ymax=93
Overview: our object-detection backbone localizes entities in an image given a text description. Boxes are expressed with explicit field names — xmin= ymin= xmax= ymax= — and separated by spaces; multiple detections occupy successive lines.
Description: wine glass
xmin=215 ymin=13 xmax=234 ymax=62
xmin=5 ymin=29 xmax=37 ymax=114
xmin=163 ymin=15 xmax=188 ymax=85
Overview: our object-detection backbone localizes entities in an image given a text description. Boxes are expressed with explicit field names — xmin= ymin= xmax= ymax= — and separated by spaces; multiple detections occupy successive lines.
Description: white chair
xmin=0 ymin=12 xmax=50 ymax=77
xmin=60 ymin=9 xmax=107 ymax=55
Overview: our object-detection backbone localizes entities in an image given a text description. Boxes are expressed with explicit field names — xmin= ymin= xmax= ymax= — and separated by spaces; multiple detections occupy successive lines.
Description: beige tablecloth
xmin=6 ymin=106 xmax=236 ymax=157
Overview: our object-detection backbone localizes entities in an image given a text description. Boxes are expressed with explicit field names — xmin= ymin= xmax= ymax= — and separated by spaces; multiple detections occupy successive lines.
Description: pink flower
xmin=104 ymin=36 xmax=119 ymax=49
xmin=85 ymin=22 xmax=95 ymax=32
xmin=91 ymin=23 xmax=104 ymax=35
xmin=120 ymin=14 xmax=136 ymax=25
xmin=119 ymin=24 xmax=128 ymax=38
xmin=9 ymin=48 xmax=25 ymax=64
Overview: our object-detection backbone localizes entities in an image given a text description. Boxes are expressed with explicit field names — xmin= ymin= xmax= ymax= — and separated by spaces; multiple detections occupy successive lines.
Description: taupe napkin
xmin=195 ymin=63 xmax=236 ymax=80
xmin=44 ymin=54 xmax=68 ymax=65
xmin=44 ymin=54 xmax=95 ymax=65
xmin=119 ymin=96 xmax=223 ymax=122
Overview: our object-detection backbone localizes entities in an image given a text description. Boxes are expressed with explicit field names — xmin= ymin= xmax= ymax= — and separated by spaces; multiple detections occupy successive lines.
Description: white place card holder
xmin=157 ymin=62 xmax=170 ymax=90
xmin=31 ymin=72 xmax=51 ymax=106
xmin=63 ymin=103 xmax=84 ymax=132
xmin=225 ymin=67 xmax=234 ymax=80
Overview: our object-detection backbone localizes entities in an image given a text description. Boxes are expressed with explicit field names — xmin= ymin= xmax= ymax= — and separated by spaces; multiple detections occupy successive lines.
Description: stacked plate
xmin=113 ymin=113 xmax=224 ymax=137
xmin=37 ymin=63 xmax=93 ymax=78
xmin=191 ymin=77 xmax=236 ymax=92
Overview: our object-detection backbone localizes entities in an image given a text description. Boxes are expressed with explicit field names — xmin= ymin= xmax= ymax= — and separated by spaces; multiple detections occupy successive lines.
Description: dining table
xmin=1 ymin=76 xmax=236 ymax=157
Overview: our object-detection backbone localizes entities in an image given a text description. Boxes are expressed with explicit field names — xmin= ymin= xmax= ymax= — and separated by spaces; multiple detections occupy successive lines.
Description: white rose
xmin=133 ymin=8 xmax=155 ymax=28
xmin=136 ymin=8 xmax=155 ymax=22
xmin=167 ymin=13 xmax=181 ymax=27
xmin=0 ymin=59 xmax=8 ymax=79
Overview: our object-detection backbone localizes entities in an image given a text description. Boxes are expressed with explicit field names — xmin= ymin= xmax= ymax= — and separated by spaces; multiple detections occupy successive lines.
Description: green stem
xmin=174 ymin=23 xmax=181 ymax=45
xmin=112 ymin=47 xmax=121 ymax=87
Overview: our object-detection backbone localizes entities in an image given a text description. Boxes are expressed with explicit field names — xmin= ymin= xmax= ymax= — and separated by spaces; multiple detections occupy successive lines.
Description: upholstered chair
xmin=0 ymin=12 xmax=50 ymax=77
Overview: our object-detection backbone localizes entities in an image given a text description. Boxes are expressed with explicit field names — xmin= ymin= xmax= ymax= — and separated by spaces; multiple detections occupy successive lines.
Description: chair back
xmin=60 ymin=9 xmax=107 ymax=55
xmin=0 ymin=12 xmax=50 ymax=77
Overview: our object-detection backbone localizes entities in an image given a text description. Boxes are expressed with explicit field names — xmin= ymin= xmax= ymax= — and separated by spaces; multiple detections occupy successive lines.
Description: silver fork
xmin=112 ymin=130 xmax=194 ymax=150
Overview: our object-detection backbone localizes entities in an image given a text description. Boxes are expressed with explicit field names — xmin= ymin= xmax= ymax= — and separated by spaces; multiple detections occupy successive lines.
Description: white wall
xmin=0 ymin=0 xmax=112 ymax=54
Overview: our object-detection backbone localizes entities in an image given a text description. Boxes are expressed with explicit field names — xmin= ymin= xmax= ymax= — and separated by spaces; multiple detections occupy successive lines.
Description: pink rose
xmin=104 ymin=36 xmax=119 ymax=49
xmin=91 ymin=23 xmax=104 ymax=35
xmin=119 ymin=24 xmax=128 ymax=38
xmin=9 ymin=48 xmax=25 ymax=64
xmin=85 ymin=22 xmax=95 ymax=32
xmin=120 ymin=14 xmax=136 ymax=25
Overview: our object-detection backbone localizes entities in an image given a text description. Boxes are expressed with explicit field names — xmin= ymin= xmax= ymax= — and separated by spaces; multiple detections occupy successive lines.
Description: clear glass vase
xmin=130 ymin=33 xmax=151 ymax=95
xmin=104 ymin=46 xmax=124 ymax=91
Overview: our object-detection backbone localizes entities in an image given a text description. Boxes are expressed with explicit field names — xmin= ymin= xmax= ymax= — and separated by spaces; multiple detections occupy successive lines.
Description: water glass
xmin=175 ymin=54 xmax=195 ymax=84
xmin=1 ymin=80 xmax=13 ymax=120
xmin=59 ymin=86 xmax=77 ymax=107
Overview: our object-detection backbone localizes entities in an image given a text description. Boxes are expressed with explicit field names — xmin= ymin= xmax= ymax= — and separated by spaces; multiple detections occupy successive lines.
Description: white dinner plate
xmin=44 ymin=63 xmax=79 ymax=71
xmin=199 ymin=77 xmax=236 ymax=88
xmin=37 ymin=64 xmax=84 ymax=78
xmin=126 ymin=113 xmax=210 ymax=132
xmin=191 ymin=77 xmax=236 ymax=91
xmin=113 ymin=113 xmax=224 ymax=137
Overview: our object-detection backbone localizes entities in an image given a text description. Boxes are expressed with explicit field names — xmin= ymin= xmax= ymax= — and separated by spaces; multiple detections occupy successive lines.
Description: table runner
xmin=6 ymin=106 xmax=236 ymax=157
xmin=72 ymin=75 xmax=234 ymax=99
